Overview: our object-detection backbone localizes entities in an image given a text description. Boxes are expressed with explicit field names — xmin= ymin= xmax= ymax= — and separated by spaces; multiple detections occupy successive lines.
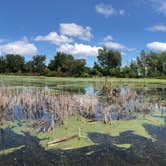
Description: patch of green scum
xmin=152 ymin=110 xmax=166 ymax=117
xmin=2 ymin=113 xmax=164 ymax=151
xmin=36 ymin=117 xmax=97 ymax=150
xmin=110 ymin=114 xmax=164 ymax=139
xmin=113 ymin=143 xmax=131 ymax=149
xmin=0 ymin=145 xmax=25 ymax=155
xmin=35 ymin=114 xmax=164 ymax=150
xmin=33 ymin=116 xmax=112 ymax=150
xmin=8 ymin=120 xmax=30 ymax=136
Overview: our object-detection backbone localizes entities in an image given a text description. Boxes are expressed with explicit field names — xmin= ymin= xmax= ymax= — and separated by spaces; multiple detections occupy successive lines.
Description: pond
xmin=0 ymin=76 xmax=166 ymax=166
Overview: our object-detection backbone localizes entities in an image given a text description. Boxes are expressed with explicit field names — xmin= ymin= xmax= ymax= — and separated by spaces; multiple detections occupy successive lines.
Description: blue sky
xmin=0 ymin=0 xmax=166 ymax=66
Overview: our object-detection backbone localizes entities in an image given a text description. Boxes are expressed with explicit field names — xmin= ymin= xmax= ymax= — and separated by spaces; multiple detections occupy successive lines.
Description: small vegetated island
xmin=0 ymin=48 xmax=166 ymax=166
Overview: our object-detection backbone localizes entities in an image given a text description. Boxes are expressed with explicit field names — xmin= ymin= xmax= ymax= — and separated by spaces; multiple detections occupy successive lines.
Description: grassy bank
xmin=0 ymin=75 xmax=166 ymax=84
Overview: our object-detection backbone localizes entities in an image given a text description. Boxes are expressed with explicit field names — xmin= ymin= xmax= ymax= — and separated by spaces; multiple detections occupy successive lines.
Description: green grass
xmin=0 ymin=75 xmax=165 ymax=92
xmin=0 ymin=75 xmax=166 ymax=84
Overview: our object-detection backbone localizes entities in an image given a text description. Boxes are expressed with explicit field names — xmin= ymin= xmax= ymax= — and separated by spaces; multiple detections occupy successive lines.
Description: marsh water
xmin=0 ymin=77 xmax=166 ymax=166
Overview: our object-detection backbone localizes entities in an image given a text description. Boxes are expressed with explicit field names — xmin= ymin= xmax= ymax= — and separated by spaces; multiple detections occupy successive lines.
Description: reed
xmin=0 ymin=87 xmax=75 ymax=131
xmin=100 ymin=80 xmax=156 ymax=122
xmin=0 ymin=83 xmax=158 ymax=132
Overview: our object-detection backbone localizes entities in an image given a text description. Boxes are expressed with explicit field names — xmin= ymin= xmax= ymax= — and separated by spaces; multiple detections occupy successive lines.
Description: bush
xmin=80 ymin=72 xmax=90 ymax=78
xmin=109 ymin=68 xmax=120 ymax=77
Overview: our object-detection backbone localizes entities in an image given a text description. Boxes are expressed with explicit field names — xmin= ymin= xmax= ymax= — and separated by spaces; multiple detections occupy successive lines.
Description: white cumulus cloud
xmin=147 ymin=25 xmax=166 ymax=32
xmin=35 ymin=32 xmax=73 ymax=45
xmin=147 ymin=41 xmax=166 ymax=51
xmin=57 ymin=43 xmax=101 ymax=57
xmin=60 ymin=23 xmax=93 ymax=41
xmin=95 ymin=3 xmax=125 ymax=17
xmin=0 ymin=38 xmax=37 ymax=55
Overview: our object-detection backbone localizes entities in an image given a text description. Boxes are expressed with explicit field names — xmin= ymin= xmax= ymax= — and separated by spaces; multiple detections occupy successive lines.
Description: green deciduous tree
xmin=31 ymin=55 xmax=46 ymax=74
xmin=97 ymin=47 xmax=122 ymax=75
xmin=48 ymin=52 xmax=74 ymax=72
xmin=48 ymin=52 xmax=87 ymax=77
xmin=0 ymin=56 xmax=6 ymax=73
xmin=5 ymin=54 xmax=25 ymax=73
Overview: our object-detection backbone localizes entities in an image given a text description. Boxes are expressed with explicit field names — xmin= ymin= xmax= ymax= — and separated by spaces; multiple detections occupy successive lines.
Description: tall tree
xmin=146 ymin=52 xmax=159 ymax=77
xmin=137 ymin=50 xmax=147 ymax=77
xmin=48 ymin=52 xmax=87 ymax=76
xmin=0 ymin=56 xmax=6 ymax=73
xmin=24 ymin=61 xmax=33 ymax=73
xmin=31 ymin=55 xmax=46 ymax=74
xmin=129 ymin=60 xmax=139 ymax=77
xmin=158 ymin=51 xmax=166 ymax=76
xmin=69 ymin=59 xmax=86 ymax=77
xmin=48 ymin=52 xmax=74 ymax=72
xmin=5 ymin=54 xmax=25 ymax=73
xmin=97 ymin=47 xmax=122 ymax=75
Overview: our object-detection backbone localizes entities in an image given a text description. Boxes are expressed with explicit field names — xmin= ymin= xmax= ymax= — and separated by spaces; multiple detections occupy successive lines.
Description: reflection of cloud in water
xmin=85 ymin=86 xmax=96 ymax=95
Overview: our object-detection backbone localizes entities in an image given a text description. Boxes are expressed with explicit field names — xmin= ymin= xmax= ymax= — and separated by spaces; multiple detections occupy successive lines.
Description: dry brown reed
xmin=0 ymin=81 xmax=158 ymax=132
xmin=0 ymin=87 xmax=76 ymax=132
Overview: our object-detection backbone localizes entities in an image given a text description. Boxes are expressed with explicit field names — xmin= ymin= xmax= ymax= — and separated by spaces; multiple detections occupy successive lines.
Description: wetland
xmin=0 ymin=76 xmax=166 ymax=166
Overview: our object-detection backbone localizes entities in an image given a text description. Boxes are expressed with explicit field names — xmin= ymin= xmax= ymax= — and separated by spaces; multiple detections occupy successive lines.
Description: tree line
xmin=0 ymin=47 xmax=165 ymax=78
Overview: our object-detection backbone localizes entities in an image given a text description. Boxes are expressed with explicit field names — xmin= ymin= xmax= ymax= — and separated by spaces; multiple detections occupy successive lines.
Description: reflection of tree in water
xmin=0 ymin=116 xmax=166 ymax=166
xmin=136 ymin=87 xmax=166 ymax=102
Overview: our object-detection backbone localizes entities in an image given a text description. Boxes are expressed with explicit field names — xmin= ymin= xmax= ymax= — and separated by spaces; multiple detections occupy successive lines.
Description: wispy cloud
xmin=102 ymin=35 xmax=134 ymax=51
xmin=0 ymin=38 xmax=7 ymax=43
xmin=119 ymin=10 xmax=126 ymax=16
xmin=147 ymin=25 xmax=166 ymax=32
xmin=95 ymin=3 xmax=125 ymax=17
xmin=103 ymin=35 xmax=113 ymax=42
xmin=104 ymin=41 xmax=127 ymax=50
xmin=149 ymin=0 xmax=166 ymax=15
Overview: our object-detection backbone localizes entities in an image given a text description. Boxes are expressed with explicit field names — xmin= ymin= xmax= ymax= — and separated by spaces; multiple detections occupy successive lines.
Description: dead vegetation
xmin=0 ymin=81 xmax=161 ymax=132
